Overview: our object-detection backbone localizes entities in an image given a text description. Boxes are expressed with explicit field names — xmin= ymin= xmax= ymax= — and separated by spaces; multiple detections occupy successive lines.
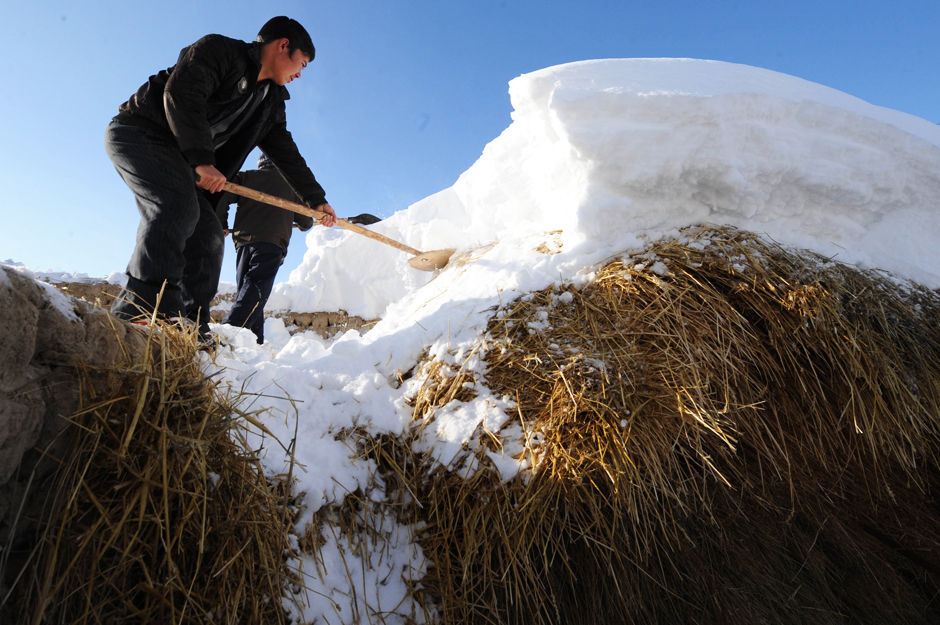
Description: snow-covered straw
xmin=201 ymin=58 xmax=939 ymax=622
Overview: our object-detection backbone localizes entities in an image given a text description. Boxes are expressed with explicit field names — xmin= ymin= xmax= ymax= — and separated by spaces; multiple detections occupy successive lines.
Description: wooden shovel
xmin=222 ymin=181 xmax=455 ymax=271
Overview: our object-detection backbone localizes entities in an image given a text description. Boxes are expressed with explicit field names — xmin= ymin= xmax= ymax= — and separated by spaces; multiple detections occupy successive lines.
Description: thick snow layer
xmin=272 ymin=58 xmax=940 ymax=320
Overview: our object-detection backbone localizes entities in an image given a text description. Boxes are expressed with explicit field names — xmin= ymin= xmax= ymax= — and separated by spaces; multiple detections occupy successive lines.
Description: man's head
xmin=257 ymin=16 xmax=315 ymax=86
xmin=257 ymin=16 xmax=314 ymax=59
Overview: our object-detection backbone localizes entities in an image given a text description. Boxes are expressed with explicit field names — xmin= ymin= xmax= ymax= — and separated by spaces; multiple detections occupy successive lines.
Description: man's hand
xmin=316 ymin=203 xmax=337 ymax=227
xmin=195 ymin=164 xmax=226 ymax=193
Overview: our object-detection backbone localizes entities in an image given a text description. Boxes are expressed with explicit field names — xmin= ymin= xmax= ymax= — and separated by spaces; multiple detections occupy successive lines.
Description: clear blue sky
xmin=1 ymin=0 xmax=937 ymax=282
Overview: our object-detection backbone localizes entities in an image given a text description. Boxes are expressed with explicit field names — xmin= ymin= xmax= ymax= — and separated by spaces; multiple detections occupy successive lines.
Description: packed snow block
xmin=476 ymin=59 xmax=940 ymax=260
xmin=282 ymin=59 xmax=940 ymax=325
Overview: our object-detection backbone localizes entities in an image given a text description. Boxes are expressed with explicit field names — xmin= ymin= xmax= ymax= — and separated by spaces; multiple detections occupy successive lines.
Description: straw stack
xmin=6 ymin=321 xmax=300 ymax=625
xmin=373 ymin=225 xmax=939 ymax=625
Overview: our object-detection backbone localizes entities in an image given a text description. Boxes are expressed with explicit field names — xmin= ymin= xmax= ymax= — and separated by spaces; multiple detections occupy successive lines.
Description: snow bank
xmin=272 ymin=58 xmax=940 ymax=320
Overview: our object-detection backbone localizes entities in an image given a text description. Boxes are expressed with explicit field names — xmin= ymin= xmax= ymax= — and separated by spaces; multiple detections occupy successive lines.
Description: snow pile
xmin=270 ymin=58 xmax=940 ymax=319
xmin=205 ymin=58 xmax=940 ymax=623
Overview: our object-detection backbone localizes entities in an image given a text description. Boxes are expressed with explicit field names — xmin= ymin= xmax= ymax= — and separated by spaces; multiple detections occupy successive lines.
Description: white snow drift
xmin=269 ymin=58 xmax=940 ymax=321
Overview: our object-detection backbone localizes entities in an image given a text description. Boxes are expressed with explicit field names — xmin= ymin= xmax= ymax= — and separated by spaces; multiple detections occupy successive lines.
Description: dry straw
xmin=6 ymin=320 xmax=301 ymax=624
xmin=371 ymin=225 xmax=939 ymax=625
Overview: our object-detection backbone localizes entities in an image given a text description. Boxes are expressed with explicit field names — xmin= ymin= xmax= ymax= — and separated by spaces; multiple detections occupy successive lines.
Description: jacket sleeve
xmin=258 ymin=100 xmax=328 ymax=209
xmin=163 ymin=35 xmax=230 ymax=167
xmin=215 ymin=172 xmax=241 ymax=228
xmin=293 ymin=212 xmax=315 ymax=231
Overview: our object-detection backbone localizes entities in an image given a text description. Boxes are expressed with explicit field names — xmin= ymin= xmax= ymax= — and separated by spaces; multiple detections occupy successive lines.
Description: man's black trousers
xmin=104 ymin=119 xmax=224 ymax=332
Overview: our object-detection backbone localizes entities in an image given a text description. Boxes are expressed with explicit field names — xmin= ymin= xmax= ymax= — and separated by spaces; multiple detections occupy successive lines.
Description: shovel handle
xmin=222 ymin=181 xmax=423 ymax=257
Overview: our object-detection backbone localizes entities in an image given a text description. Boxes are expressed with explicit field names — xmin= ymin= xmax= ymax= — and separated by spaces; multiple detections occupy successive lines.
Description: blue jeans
xmin=222 ymin=241 xmax=284 ymax=344
xmin=104 ymin=119 xmax=224 ymax=332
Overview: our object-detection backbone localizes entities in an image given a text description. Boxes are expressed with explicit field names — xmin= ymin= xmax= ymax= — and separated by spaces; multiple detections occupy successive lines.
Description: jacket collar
xmin=247 ymin=41 xmax=263 ymax=75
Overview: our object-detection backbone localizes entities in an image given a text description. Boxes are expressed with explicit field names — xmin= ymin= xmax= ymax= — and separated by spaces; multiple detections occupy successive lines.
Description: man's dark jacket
xmin=220 ymin=168 xmax=314 ymax=253
xmin=116 ymin=34 xmax=326 ymax=209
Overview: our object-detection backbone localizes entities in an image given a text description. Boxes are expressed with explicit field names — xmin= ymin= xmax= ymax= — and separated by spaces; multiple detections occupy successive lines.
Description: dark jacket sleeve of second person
xmin=257 ymin=101 xmax=328 ymax=210
xmin=215 ymin=172 xmax=243 ymax=228
xmin=293 ymin=210 xmax=314 ymax=231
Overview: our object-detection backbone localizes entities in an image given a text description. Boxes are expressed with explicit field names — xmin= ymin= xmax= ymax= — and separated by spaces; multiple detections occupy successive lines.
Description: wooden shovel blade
xmin=407 ymin=249 xmax=456 ymax=271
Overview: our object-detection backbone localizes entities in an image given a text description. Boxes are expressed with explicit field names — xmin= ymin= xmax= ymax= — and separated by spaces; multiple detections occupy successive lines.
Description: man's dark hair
xmin=257 ymin=16 xmax=315 ymax=60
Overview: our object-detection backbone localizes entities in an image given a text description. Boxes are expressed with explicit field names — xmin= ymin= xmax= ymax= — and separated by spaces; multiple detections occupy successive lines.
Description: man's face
xmin=272 ymin=42 xmax=310 ymax=86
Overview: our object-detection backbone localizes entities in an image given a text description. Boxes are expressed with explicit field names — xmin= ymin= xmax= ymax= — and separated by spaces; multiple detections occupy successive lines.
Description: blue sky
xmin=1 ymin=0 xmax=937 ymax=282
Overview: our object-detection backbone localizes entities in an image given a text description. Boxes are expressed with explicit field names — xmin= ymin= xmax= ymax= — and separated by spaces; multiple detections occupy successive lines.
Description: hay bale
xmin=2 ymin=321 xmax=300 ymax=624
xmin=373 ymin=226 xmax=939 ymax=625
